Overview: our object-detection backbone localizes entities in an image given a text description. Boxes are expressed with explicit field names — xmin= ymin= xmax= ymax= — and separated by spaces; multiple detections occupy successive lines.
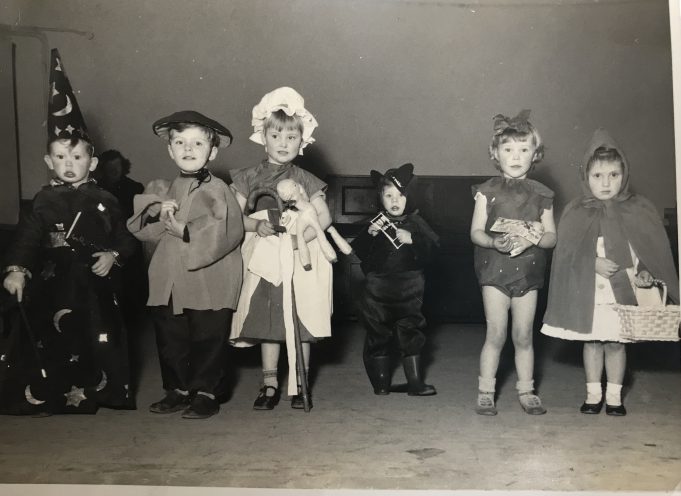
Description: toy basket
xmin=615 ymin=280 xmax=681 ymax=342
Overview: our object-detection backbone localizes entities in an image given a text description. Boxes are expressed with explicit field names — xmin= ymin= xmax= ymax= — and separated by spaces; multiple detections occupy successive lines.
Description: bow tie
xmin=180 ymin=168 xmax=211 ymax=183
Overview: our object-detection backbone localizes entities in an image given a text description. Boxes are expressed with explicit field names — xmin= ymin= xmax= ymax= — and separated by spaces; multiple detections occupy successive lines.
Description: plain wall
xmin=1 ymin=0 xmax=676 ymax=217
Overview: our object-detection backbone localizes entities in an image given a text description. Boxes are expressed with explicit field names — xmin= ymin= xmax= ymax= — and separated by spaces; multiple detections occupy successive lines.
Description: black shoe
xmin=253 ymin=386 xmax=281 ymax=410
xmin=182 ymin=394 xmax=219 ymax=419
xmin=364 ymin=355 xmax=391 ymax=395
xmin=580 ymin=400 xmax=604 ymax=414
xmin=605 ymin=403 xmax=627 ymax=416
xmin=149 ymin=391 xmax=190 ymax=414
xmin=291 ymin=390 xmax=313 ymax=410
xmin=402 ymin=355 xmax=437 ymax=396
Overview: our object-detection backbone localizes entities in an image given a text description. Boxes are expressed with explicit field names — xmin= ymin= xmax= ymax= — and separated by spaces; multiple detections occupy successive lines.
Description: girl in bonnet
xmin=541 ymin=128 xmax=679 ymax=416
xmin=229 ymin=87 xmax=333 ymax=410
xmin=470 ymin=110 xmax=557 ymax=416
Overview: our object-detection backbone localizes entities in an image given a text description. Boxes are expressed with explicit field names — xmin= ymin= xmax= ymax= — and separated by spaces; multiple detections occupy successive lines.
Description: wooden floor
xmin=0 ymin=315 xmax=679 ymax=493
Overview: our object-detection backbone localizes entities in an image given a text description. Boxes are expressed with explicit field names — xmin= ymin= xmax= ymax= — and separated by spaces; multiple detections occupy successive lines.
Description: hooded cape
xmin=543 ymin=128 xmax=679 ymax=333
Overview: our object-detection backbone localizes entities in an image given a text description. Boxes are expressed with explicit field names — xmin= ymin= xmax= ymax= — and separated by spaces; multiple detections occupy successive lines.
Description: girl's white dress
xmin=541 ymin=237 xmax=644 ymax=343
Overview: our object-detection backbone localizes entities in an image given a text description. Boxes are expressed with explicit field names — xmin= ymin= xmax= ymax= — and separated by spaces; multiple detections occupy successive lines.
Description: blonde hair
xmin=489 ymin=125 xmax=545 ymax=169
xmin=263 ymin=109 xmax=304 ymax=135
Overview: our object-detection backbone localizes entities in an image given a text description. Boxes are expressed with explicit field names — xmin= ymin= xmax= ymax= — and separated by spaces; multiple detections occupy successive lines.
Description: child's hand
xmin=160 ymin=200 xmax=179 ymax=221
xmin=146 ymin=202 xmax=162 ymax=217
xmin=508 ymin=235 xmax=533 ymax=255
xmin=634 ymin=270 xmax=654 ymax=288
xmin=368 ymin=224 xmax=380 ymax=237
xmin=492 ymin=234 xmax=513 ymax=253
xmin=595 ymin=257 xmax=619 ymax=279
xmin=256 ymin=219 xmax=277 ymax=237
xmin=396 ymin=228 xmax=413 ymax=245
xmin=163 ymin=210 xmax=186 ymax=239
xmin=91 ymin=252 xmax=115 ymax=277
xmin=3 ymin=272 xmax=26 ymax=302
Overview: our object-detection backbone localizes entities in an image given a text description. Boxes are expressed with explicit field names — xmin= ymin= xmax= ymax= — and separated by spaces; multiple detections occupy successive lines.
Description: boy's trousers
xmin=358 ymin=270 xmax=427 ymax=358
xmin=150 ymin=304 xmax=233 ymax=395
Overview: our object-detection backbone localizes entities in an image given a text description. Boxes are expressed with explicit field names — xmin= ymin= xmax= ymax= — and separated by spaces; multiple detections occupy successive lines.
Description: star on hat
xmin=47 ymin=49 xmax=91 ymax=144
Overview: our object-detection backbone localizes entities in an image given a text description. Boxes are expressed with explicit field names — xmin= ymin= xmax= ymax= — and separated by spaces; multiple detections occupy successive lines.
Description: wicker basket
xmin=615 ymin=280 xmax=681 ymax=342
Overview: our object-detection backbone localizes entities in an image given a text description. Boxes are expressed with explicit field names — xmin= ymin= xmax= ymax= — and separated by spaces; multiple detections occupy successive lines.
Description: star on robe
xmin=99 ymin=333 xmax=108 ymax=343
xmin=69 ymin=354 xmax=79 ymax=363
xmin=64 ymin=386 xmax=87 ymax=407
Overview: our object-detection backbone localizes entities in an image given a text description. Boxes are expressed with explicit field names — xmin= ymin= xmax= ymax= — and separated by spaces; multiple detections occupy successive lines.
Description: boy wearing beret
xmin=127 ymin=111 xmax=244 ymax=419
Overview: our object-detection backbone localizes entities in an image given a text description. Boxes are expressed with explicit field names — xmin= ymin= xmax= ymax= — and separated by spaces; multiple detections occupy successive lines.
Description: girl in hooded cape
xmin=541 ymin=128 xmax=679 ymax=416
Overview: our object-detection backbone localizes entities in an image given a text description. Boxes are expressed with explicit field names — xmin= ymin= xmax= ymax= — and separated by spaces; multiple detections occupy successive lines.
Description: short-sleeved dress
xmin=472 ymin=177 xmax=554 ymax=296
xmin=230 ymin=161 xmax=328 ymax=342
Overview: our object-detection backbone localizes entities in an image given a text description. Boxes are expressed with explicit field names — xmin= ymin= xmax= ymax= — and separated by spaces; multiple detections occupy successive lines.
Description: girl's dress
xmin=229 ymin=161 xmax=333 ymax=395
xmin=541 ymin=128 xmax=679 ymax=341
xmin=1 ymin=180 xmax=137 ymax=415
xmin=471 ymin=177 xmax=554 ymax=296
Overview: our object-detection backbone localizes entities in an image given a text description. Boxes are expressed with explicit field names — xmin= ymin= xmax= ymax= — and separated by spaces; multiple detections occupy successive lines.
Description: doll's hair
xmin=488 ymin=125 xmax=545 ymax=171
xmin=98 ymin=149 xmax=132 ymax=175
xmin=586 ymin=147 xmax=624 ymax=173
xmin=167 ymin=123 xmax=220 ymax=149
xmin=47 ymin=137 xmax=95 ymax=157
xmin=264 ymin=109 xmax=304 ymax=136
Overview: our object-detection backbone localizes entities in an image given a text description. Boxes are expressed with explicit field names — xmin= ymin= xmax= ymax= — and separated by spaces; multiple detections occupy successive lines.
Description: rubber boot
xmin=402 ymin=355 xmax=436 ymax=396
xmin=363 ymin=355 xmax=391 ymax=395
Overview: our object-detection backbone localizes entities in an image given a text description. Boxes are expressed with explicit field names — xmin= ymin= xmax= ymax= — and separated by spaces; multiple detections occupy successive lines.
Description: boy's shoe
xmin=518 ymin=392 xmax=547 ymax=415
xmin=182 ymin=394 xmax=219 ymax=419
xmin=475 ymin=392 xmax=497 ymax=416
xmin=605 ymin=403 xmax=626 ymax=416
xmin=253 ymin=386 xmax=281 ymax=410
xmin=149 ymin=390 xmax=190 ymax=414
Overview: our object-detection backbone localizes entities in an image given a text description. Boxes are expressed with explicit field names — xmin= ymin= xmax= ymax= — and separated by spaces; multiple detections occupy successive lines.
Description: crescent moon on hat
xmin=53 ymin=308 xmax=72 ymax=333
xmin=52 ymin=93 xmax=73 ymax=117
xmin=25 ymin=385 xmax=46 ymax=405
xmin=95 ymin=370 xmax=108 ymax=392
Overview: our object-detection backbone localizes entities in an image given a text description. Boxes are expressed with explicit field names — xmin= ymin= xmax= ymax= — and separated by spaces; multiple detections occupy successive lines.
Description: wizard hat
xmin=370 ymin=163 xmax=415 ymax=194
xmin=47 ymin=49 xmax=91 ymax=144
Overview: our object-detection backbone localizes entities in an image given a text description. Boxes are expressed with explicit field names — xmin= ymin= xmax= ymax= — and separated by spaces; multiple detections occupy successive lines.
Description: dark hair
xmin=47 ymin=137 xmax=95 ymax=157
xmin=586 ymin=147 xmax=624 ymax=173
xmin=98 ymin=149 xmax=132 ymax=175
xmin=167 ymin=123 xmax=220 ymax=149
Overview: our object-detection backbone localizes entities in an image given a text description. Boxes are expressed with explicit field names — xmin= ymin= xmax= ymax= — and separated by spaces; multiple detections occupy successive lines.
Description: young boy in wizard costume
xmin=1 ymin=49 xmax=137 ymax=415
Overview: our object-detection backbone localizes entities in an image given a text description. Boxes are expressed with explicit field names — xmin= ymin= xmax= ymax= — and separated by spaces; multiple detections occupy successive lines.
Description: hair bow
xmin=493 ymin=109 xmax=532 ymax=135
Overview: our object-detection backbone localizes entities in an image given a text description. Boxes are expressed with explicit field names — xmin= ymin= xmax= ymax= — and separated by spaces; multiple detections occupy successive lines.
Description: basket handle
xmin=652 ymin=279 xmax=667 ymax=304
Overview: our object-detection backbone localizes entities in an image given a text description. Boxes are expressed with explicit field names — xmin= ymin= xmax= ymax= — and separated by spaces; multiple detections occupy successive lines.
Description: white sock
xmin=586 ymin=382 xmax=602 ymax=404
xmin=478 ymin=376 xmax=496 ymax=394
xmin=516 ymin=379 xmax=534 ymax=395
xmin=606 ymin=382 xmax=622 ymax=406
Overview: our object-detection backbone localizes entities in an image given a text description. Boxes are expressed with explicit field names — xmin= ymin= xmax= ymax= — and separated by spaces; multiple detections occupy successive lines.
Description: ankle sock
xmin=263 ymin=369 xmax=278 ymax=397
xmin=605 ymin=382 xmax=622 ymax=406
xmin=197 ymin=391 xmax=215 ymax=400
xmin=586 ymin=382 xmax=603 ymax=404
xmin=515 ymin=379 xmax=534 ymax=395
xmin=478 ymin=376 xmax=496 ymax=394
xmin=173 ymin=388 xmax=189 ymax=396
